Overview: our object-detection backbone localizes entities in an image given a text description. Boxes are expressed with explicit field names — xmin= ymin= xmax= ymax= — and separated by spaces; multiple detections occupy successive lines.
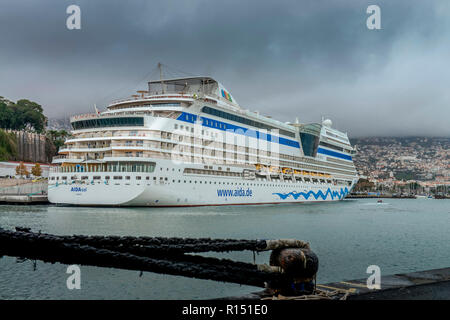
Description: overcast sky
xmin=0 ymin=0 xmax=449 ymax=137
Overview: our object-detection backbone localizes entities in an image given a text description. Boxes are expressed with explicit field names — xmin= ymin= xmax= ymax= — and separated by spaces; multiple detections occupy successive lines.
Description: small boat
xmin=377 ymin=199 xmax=383 ymax=203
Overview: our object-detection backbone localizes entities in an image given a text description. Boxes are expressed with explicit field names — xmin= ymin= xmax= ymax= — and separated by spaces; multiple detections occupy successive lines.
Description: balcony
xmin=52 ymin=155 xmax=67 ymax=161
xmin=52 ymin=155 xmax=85 ymax=164
xmin=70 ymin=113 xmax=100 ymax=122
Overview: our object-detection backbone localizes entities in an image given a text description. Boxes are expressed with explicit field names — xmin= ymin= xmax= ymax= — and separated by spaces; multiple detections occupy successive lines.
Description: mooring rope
xmin=0 ymin=228 xmax=301 ymax=288
xmin=11 ymin=227 xmax=308 ymax=254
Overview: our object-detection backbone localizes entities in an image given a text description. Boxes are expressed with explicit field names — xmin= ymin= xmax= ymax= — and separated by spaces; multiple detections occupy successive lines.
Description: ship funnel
xmin=322 ymin=119 xmax=332 ymax=127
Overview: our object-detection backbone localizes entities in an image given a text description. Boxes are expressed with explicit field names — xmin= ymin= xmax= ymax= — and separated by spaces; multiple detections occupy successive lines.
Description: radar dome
xmin=322 ymin=119 xmax=332 ymax=127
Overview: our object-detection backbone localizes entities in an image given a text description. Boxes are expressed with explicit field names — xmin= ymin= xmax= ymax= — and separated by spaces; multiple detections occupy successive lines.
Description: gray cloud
xmin=0 ymin=0 xmax=449 ymax=136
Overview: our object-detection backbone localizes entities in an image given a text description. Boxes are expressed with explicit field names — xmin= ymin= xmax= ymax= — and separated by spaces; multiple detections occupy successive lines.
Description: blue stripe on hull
xmin=317 ymin=147 xmax=352 ymax=161
xmin=273 ymin=187 xmax=349 ymax=201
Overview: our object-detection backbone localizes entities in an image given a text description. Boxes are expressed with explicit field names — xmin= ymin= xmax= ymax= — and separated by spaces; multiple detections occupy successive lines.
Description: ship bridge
xmin=104 ymin=76 xmax=239 ymax=112
xmin=148 ymin=77 xmax=239 ymax=106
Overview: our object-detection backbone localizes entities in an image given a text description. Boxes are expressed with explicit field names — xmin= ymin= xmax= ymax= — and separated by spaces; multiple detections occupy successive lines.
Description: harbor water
xmin=0 ymin=199 xmax=449 ymax=299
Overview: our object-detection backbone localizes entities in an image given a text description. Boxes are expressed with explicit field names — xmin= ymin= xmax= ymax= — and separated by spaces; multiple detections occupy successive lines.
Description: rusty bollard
xmin=258 ymin=240 xmax=319 ymax=295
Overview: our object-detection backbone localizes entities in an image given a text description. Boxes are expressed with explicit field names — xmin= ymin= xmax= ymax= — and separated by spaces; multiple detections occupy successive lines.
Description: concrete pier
xmin=222 ymin=267 xmax=450 ymax=300
xmin=0 ymin=194 xmax=48 ymax=204
xmin=342 ymin=267 xmax=450 ymax=300
xmin=0 ymin=180 xmax=48 ymax=204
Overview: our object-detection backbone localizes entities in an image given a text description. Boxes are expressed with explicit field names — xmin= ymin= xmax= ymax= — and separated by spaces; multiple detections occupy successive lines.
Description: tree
xmin=45 ymin=130 xmax=71 ymax=161
xmin=16 ymin=162 xmax=29 ymax=177
xmin=0 ymin=97 xmax=47 ymax=133
xmin=15 ymin=99 xmax=47 ymax=133
xmin=0 ymin=129 xmax=17 ymax=161
xmin=46 ymin=130 xmax=70 ymax=150
xmin=31 ymin=163 xmax=42 ymax=177
xmin=0 ymin=101 xmax=14 ymax=128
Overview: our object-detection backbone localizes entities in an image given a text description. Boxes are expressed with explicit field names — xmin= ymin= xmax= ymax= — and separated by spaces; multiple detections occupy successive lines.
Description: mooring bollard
xmin=255 ymin=240 xmax=319 ymax=296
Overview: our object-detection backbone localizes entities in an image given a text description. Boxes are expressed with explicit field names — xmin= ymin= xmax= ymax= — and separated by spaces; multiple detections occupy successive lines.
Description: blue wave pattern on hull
xmin=273 ymin=187 xmax=349 ymax=201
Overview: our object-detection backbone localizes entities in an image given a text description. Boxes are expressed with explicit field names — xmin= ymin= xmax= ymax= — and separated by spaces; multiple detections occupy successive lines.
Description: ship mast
xmin=158 ymin=62 xmax=165 ymax=94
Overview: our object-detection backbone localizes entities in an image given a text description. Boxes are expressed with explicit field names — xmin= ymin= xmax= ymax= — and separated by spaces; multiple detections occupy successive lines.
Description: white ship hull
xmin=48 ymin=160 xmax=356 ymax=207
xmin=49 ymin=180 xmax=354 ymax=207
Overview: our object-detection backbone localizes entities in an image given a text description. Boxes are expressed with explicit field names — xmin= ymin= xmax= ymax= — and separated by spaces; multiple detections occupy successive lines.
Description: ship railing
xmin=52 ymin=155 xmax=67 ymax=161
xmin=69 ymin=132 xmax=159 ymax=140
xmin=51 ymin=162 xmax=156 ymax=174
xmin=70 ymin=113 xmax=100 ymax=122
xmin=64 ymin=143 xmax=152 ymax=149
xmin=59 ymin=145 xmax=112 ymax=151
xmin=111 ymin=143 xmax=145 ymax=147
xmin=52 ymin=155 xmax=90 ymax=163
xmin=111 ymin=132 xmax=155 ymax=137
xmin=108 ymin=92 xmax=195 ymax=106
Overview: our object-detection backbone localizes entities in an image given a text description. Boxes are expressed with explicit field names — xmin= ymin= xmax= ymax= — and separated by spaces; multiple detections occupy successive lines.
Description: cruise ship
xmin=48 ymin=75 xmax=359 ymax=206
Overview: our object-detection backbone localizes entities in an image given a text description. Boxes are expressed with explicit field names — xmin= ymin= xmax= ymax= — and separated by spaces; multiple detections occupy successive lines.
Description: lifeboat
xmin=255 ymin=164 xmax=270 ymax=172
xmin=269 ymin=166 xmax=280 ymax=173
xmin=282 ymin=167 xmax=293 ymax=174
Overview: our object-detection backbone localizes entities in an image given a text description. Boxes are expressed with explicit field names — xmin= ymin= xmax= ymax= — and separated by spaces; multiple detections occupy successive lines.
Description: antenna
xmin=158 ymin=62 xmax=165 ymax=94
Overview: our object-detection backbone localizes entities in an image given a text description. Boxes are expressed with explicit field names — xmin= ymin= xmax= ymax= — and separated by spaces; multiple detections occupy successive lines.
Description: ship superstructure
xmin=48 ymin=75 xmax=359 ymax=206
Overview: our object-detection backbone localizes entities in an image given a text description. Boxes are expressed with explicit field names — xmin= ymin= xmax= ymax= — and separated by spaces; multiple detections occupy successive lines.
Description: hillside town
xmin=351 ymin=137 xmax=449 ymax=196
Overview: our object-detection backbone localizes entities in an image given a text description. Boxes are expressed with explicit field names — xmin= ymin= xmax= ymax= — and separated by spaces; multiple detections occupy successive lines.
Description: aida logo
xmin=221 ymin=89 xmax=232 ymax=102
xmin=71 ymin=187 xmax=87 ymax=192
